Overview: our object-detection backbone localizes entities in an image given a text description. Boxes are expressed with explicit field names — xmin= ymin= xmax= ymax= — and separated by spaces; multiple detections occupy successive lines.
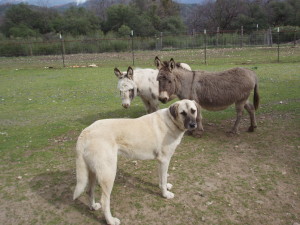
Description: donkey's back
xmin=194 ymin=67 xmax=258 ymax=110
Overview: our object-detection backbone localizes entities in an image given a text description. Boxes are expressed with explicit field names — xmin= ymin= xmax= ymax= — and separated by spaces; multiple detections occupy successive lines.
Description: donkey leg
xmin=149 ymin=99 xmax=160 ymax=113
xmin=141 ymin=98 xmax=153 ymax=114
xmin=230 ymin=102 xmax=245 ymax=134
xmin=188 ymin=102 xmax=204 ymax=138
xmin=244 ymin=101 xmax=257 ymax=132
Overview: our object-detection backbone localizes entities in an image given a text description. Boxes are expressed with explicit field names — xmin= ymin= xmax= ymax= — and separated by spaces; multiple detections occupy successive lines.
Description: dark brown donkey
xmin=154 ymin=57 xmax=259 ymax=136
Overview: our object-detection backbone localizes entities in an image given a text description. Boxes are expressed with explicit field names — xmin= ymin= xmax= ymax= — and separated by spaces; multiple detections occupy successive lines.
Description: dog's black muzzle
xmin=188 ymin=121 xmax=197 ymax=130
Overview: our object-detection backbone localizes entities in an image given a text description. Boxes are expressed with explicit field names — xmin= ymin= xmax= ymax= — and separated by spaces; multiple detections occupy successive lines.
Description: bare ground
xmin=0 ymin=112 xmax=299 ymax=225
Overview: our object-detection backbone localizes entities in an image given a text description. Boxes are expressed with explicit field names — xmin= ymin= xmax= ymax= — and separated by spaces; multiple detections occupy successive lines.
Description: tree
xmin=88 ymin=0 xmax=115 ymax=20
xmin=232 ymin=1 xmax=269 ymax=31
xmin=104 ymin=4 xmax=135 ymax=32
xmin=269 ymin=0 xmax=294 ymax=26
xmin=159 ymin=0 xmax=180 ymax=18
xmin=8 ymin=24 xmax=36 ymax=38
xmin=161 ymin=16 xmax=186 ymax=34
xmin=117 ymin=24 xmax=131 ymax=37
xmin=1 ymin=3 xmax=54 ymax=37
xmin=59 ymin=7 xmax=101 ymax=36
xmin=287 ymin=0 xmax=300 ymax=26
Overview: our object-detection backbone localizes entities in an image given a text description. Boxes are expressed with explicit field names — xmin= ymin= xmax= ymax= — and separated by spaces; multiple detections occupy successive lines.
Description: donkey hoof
xmin=189 ymin=129 xmax=203 ymax=138
xmin=226 ymin=130 xmax=239 ymax=136
xmin=247 ymin=126 xmax=255 ymax=132
xmin=192 ymin=132 xmax=203 ymax=138
xmin=185 ymin=130 xmax=193 ymax=136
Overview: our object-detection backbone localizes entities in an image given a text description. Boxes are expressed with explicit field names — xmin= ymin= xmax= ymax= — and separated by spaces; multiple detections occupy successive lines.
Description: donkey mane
xmin=160 ymin=61 xmax=189 ymax=69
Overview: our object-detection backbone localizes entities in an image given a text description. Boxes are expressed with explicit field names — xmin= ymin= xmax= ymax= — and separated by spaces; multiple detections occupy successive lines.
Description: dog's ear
xmin=114 ymin=68 xmax=123 ymax=79
xmin=126 ymin=66 xmax=134 ymax=80
xmin=169 ymin=103 xmax=179 ymax=119
xmin=154 ymin=56 xmax=162 ymax=69
xmin=169 ymin=58 xmax=176 ymax=71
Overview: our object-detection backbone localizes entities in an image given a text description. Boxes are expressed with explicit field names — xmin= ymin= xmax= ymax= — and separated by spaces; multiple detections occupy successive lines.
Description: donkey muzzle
xmin=159 ymin=97 xmax=168 ymax=104
xmin=158 ymin=91 xmax=169 ymax=104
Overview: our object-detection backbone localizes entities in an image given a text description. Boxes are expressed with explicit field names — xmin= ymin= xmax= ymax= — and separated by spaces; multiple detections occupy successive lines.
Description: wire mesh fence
xmin=0 ymin=28 xmax=299 ymax=68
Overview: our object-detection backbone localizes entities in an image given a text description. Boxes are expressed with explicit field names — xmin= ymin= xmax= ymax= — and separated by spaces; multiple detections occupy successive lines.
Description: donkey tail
xmin=73 ymin=135 xmax=89 ymax=200
xmin=253 ymin=82 xmax=259 ymax=111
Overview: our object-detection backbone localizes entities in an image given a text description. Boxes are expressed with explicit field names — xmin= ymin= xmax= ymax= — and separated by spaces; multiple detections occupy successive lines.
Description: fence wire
xmin=0 ymin=29 xmax=299 ymax=68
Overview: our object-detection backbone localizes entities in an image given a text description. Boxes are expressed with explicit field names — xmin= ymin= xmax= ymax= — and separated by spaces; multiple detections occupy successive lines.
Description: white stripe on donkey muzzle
xmin=158 ymin=91 xmax=169 ymax=103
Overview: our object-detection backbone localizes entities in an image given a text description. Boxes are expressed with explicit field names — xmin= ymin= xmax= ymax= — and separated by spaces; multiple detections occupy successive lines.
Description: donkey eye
xmin=191 ymin=109 xmax=196 ymax=114
xmin=180 ymin=111 xmax=187 ymax=116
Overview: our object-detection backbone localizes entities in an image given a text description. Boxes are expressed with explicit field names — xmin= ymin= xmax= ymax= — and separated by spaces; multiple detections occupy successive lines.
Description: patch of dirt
xmin=0 ymin=113 xmax=299 ymax=225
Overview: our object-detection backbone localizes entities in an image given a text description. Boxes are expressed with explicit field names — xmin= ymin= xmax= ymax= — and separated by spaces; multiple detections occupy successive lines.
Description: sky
xmin=76 ymin=0 xmax=85 ymax=5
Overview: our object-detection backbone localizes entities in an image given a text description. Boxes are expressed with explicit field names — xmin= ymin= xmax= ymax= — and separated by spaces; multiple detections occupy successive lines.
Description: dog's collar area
xmin=167 ymin=112 xmax=185 ymax=132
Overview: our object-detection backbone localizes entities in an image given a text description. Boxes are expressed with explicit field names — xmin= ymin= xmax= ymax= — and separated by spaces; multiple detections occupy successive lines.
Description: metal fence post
xmin=160 ymin=32 xmax=163 ymax=50
xmin=59 ymin=33 xmax=65 ymax=67
xmin=204 ymin=29 xmax=207 ymax=65
xmin=294 ymin=29 xmax=297 ymax=47
xmin=193 ymin=29 xmax=195 ymax=48
xmin=277 ymin=27 xmax=280 ymax=63
xmin=240 ymin=26 xmax=243 ymax=48
xmin=216 ymin=27 xmax=219 ymax=47
xmin=131 ymin=30 xmax=134 ymax=66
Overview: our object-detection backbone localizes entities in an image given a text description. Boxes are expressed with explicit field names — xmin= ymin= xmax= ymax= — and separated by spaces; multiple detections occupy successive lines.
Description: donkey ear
xmin=169 ymin=102 xmax=179 ymax=119
xmin=169 ymin=58 xmax=176 ymax=71
xmin=126 ymin=66 xmax=134 ymax=80
xmin=114 ymin=68 xmax=123 ymax=79
xmin=154 ymin=56 xmax=162 ymax=69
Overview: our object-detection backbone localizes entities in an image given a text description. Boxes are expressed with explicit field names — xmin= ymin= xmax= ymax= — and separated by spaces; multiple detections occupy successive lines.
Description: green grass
xmin=0 ymin=47 xmax=299 ymax=225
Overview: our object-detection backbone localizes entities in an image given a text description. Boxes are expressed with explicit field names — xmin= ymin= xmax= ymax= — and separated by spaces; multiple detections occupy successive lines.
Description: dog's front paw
xmin=90 ymin=202 xmax=101 ymax=211
xmin=163 ymin=191 xmax=175 ymax=199
xmin=107 ymin=217 xmax=120 ymax=225
xmin=166 ymin=183 xmax=173 ymax=190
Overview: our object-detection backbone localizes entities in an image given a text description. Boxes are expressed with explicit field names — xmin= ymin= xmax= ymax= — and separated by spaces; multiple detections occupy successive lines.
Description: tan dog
xmin=73 ymin=99 xmax=199 ymax=225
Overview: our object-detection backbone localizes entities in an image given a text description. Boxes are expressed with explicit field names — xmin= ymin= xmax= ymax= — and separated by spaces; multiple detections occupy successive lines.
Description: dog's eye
xmin=180 ymin=111 xmax=187 ymax=116
xmin=191 ymin=109 xmax=196 ymax=114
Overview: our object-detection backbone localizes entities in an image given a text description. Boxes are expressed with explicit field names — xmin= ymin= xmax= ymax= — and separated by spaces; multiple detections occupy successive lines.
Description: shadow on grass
xmin=29 ymin=170 xmax=106 ymax=224
xmin=29 ymin=167 xmax=160 ymax=224
xmin=116 ymin=168 xmax=160 ymax=197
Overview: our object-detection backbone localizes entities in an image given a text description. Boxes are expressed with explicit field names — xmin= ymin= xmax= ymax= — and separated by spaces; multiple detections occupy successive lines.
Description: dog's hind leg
xmin=87 ymin=171 xmax=101 ymax=211
xmin=94 ymin=150 xmax=120 ymax=225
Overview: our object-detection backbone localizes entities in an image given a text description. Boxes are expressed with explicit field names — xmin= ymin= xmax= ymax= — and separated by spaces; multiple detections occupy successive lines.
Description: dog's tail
xmin=73 ymin=134 xmax=89 ymax=200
